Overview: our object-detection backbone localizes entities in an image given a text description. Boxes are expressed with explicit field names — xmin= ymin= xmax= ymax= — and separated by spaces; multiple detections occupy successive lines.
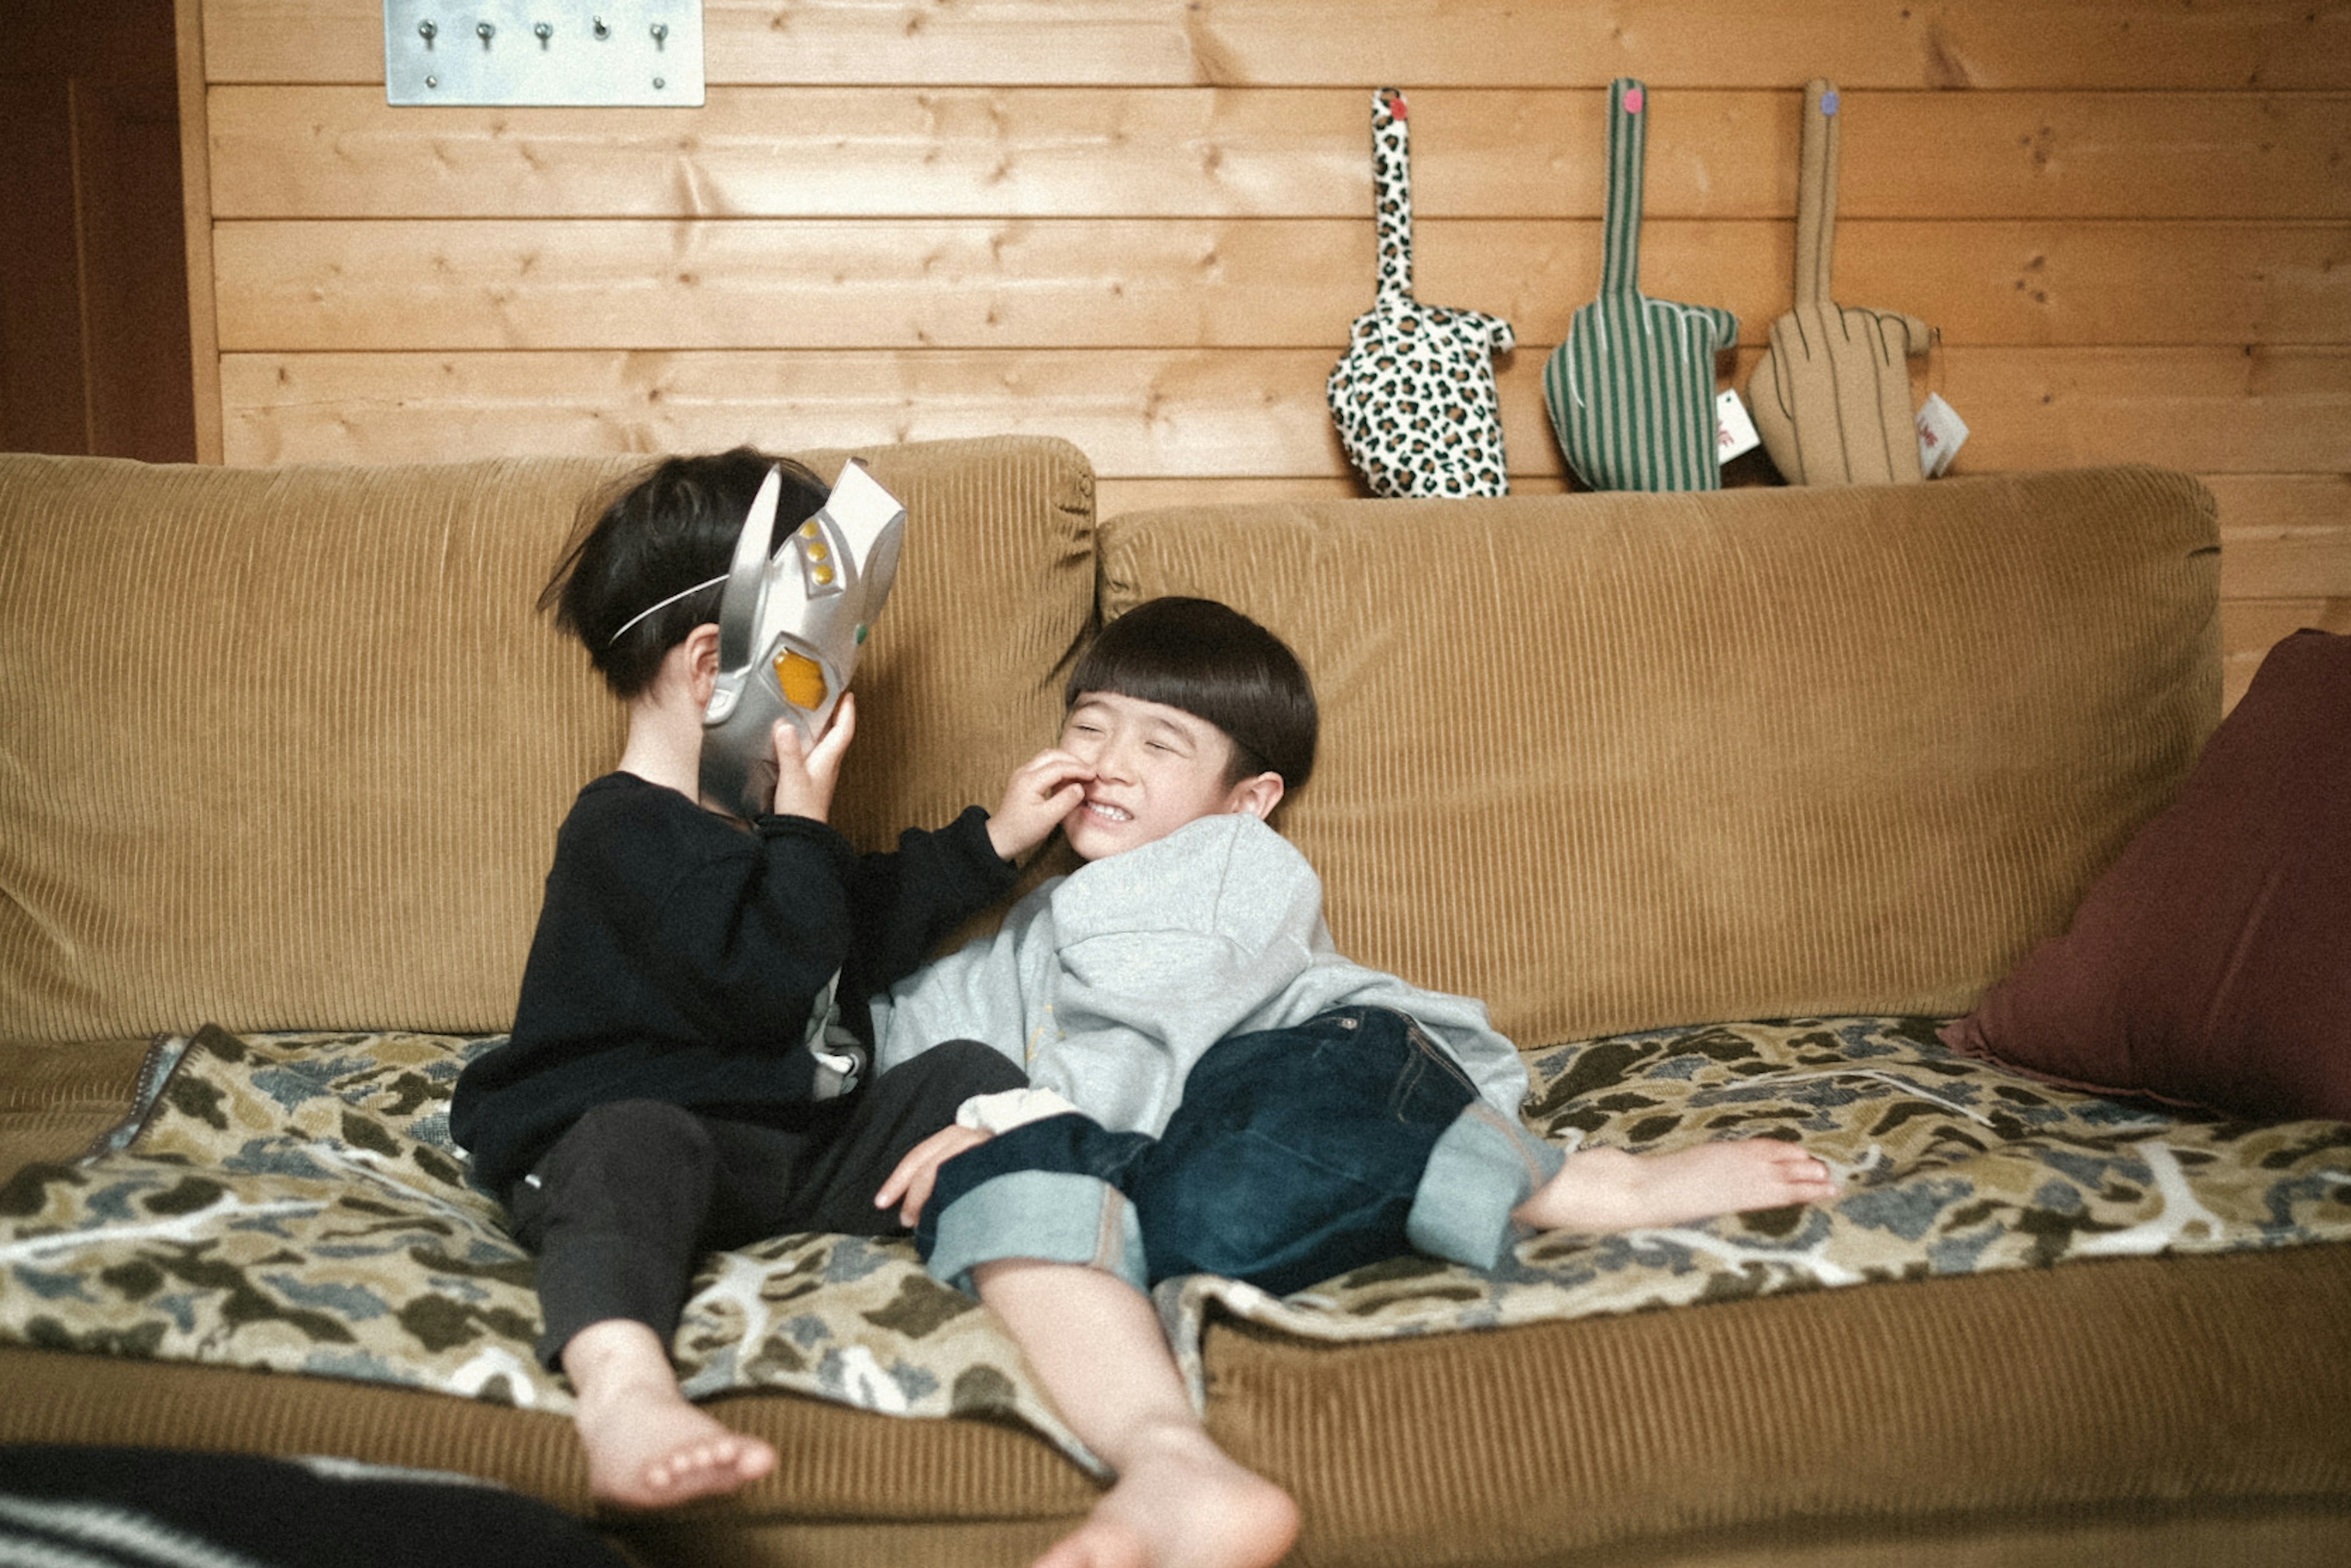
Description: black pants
xmin=506 ymin=1039 xmax=1023 ymax=1367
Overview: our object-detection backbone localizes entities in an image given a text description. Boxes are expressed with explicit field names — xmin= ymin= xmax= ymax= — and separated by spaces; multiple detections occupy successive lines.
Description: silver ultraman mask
xmin=699 ymin=459 xmax=907 ymax=820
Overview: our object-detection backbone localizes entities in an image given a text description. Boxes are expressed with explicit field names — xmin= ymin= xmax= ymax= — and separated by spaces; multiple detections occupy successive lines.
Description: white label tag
xmin=1715 ymin=388 xmax=1761 ymax=464
xmin=1916 ymin=392 xmax=1969 ymax=478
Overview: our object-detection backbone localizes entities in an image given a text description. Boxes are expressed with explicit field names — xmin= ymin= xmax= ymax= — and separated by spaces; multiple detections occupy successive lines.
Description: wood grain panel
xmin=212 ymin=219 xmax=1373 ymax=350
xmin=179 ymin=0 xmax=2351 ymax=711
xmin=1854 ymin=93 xmax=2351 ymax=220
xmin=2222 ymin=598 xmax=2351 ymax=708
xmin=201 ymin=0 xmax=2351 ymax=91
xmin=1928 ymin=347 xmax=2351 ymax=474
xmin=2208 ymin=475 xmax=2351 ymax=599
xmin=204 ymin=87 xmax=1371 ymax=222
xmin=216 ymin=346 xmax=2351 ymax=481
xmin=216 ymin=349 xmax=1344 ymax=470
xmin=204 ymin=86 xmax=2351 ymax=222
xmin=210 ymin=216 xmax=2350 ymax=352
xmin=1810 ymin=222 xmax=2351 ymax=349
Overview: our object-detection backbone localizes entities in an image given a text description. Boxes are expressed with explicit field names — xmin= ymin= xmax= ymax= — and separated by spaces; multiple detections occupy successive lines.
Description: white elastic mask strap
xmin=607 ymin=572 xmax=727 ymax=646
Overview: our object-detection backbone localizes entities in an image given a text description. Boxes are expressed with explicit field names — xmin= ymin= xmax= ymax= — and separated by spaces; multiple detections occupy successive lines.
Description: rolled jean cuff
xmin=923 ymin=1169 xmax=1150 ymax=1296
xmin=1406 ymin=1103 xmax=1566 ymax=1271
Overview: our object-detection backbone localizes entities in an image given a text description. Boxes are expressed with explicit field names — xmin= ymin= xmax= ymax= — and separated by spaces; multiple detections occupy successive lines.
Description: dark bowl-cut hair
xmin=541 ymin=447 xmax=830 ymax=699
xmin=1065 ymin=597 xmax=1318 ymax=791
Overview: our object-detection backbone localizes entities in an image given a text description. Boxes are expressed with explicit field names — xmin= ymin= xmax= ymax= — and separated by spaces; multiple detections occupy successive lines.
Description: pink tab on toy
xmin=1621 ymin=86 xmax=1643 ymax=114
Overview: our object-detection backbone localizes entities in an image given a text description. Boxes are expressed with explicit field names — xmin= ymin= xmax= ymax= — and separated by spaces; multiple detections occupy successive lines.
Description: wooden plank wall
xmin=182 ymin=0 xmax=2349 ymax=704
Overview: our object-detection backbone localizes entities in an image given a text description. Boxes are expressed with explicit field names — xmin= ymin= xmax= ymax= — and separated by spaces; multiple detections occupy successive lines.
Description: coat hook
xmin=385 ymin=0 xmax=703 ymax=105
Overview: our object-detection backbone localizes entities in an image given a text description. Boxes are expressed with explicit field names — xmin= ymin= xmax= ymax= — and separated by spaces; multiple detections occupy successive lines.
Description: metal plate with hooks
xmin=384 ymin=1 xmax=703 ymax=106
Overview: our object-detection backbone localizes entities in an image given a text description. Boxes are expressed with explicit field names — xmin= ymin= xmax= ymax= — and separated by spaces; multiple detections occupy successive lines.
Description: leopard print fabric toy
xmin=1327 ymin=88 xmax=1515 ymax=498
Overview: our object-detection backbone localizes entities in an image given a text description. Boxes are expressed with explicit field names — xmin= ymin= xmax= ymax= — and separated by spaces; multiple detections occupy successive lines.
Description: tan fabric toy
xmin=1749 ymin=80 xmax=1932 ymax=486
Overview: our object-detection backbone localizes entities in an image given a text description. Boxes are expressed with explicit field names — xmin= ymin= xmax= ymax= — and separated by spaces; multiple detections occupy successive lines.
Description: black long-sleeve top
xmin=451 ymin=773 xmax=1017 ymax=1195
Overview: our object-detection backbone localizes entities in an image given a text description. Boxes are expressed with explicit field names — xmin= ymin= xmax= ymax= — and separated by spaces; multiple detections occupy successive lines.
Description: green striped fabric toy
xmin=1543 ymin=79 xmax=1739 ymax=492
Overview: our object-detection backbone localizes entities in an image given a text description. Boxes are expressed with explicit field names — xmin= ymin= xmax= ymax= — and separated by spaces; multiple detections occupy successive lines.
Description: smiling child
xmin=855 ymin=596 xmax=1836 ymax=1568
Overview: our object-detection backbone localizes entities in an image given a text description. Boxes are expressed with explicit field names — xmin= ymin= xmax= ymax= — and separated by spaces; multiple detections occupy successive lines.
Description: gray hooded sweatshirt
xmin=869 ymin=812 xmax=1527 ymax=1138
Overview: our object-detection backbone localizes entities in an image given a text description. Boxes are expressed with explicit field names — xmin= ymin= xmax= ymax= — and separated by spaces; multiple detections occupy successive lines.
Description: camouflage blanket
xmin=4 ymin=1019 xmax=2347 ymax=1475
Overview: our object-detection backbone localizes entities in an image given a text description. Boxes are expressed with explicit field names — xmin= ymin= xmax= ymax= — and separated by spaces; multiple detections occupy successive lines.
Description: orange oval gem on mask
xmin=774 ymin=649 xmax=828 ymax=710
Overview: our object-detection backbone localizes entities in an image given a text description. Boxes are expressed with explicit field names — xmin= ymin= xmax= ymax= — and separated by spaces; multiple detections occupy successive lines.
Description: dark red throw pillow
xmin=1943 ymin=629 xmax=2351 ymax=1122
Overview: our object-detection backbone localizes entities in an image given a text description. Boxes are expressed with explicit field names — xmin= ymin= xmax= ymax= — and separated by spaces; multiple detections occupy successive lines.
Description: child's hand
xmin=874 ymin=1122 xmax=994 ymax=1228
xmin=769 ymin=692 xmax=855 ymax=823
xmin=986 ymin=747 xmax=1091 ymax=861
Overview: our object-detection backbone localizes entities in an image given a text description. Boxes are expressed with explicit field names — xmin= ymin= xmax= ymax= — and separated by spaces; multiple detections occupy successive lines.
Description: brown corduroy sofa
xmin=3 ymin=438 xmax=2347 ymax=1566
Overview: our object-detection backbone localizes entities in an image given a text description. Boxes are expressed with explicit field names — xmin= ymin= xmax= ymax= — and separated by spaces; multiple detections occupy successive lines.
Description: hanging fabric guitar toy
xmin=1749 ymin=80 xmax=1932 ymax=486
xmin=1327 ymin=88 xmax=1515 ymax=498
xmin=1544 ymin=79 xmax=1738 ymax=492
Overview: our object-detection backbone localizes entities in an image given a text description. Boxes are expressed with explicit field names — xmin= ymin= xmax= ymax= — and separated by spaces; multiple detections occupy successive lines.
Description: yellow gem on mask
xmin=774 ymin=649 xmax=828 ymax=709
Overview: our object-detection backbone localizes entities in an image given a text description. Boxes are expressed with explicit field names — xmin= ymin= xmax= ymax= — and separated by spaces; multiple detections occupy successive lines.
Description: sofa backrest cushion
xmin=1098 ymin=466 xmax=2220 ymax=1047
xmin=0 ymin=438 xmax=1095 ymax=1042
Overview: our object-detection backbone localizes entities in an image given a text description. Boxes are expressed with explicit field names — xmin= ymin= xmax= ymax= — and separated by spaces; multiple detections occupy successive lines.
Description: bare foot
xmin=1513 ymin=1139 xmax=1839 ymax=1234
xmin=1033 ymin=1421 xmax=1299 ymax=1568
xmin=562 ymin=1319 xmax=776 ymax=1509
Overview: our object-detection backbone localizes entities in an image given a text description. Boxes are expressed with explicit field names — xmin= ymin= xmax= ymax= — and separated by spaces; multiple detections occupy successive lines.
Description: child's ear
xmin=684 ymin=622 xmax=722 ymax=705
xmin=1228 ymin=772 xmax=1286 ymax=822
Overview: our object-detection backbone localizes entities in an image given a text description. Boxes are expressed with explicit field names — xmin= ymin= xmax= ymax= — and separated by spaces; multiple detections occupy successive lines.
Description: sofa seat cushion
xmin=0 ymin=1027 xmax=1092 ymax=1454
xmin=4 ymin=1018 xmax=2343 ymax=1474
xmin=0 ymin=438 xmax=1096 ymax=1043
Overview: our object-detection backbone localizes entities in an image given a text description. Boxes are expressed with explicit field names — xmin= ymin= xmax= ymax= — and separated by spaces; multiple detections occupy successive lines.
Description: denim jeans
xmin=918 ymin=1006 xmax=1561 ymax=1298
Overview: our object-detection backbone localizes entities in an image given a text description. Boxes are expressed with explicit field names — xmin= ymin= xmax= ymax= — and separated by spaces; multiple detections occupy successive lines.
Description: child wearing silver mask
xmin=451 ymin=448 xmax=1064 ymax=1509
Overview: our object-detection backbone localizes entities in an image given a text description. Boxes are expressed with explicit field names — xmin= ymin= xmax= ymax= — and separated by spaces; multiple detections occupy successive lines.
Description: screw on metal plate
xmin=384 ymin=1 xmax=705 ymax=105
